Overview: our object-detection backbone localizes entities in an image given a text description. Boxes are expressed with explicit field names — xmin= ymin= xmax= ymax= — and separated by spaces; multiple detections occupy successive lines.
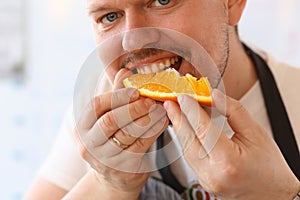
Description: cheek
xmin=105 ymin=67 xmax=116 ymax=84
xmin=93 ymin=23 xmax=125 ymax=46
xmin=92 ymin=23 xmax=114 ymax=45
xmin=93 ymin=30 xmax=106 ymax=46
xmin=176 ymin=17 xmax=228 ymax=70
xmin=168 ymin=2 xmax=228 ymax=59
xmin=105 ymin=60 xmax=120 ymax=84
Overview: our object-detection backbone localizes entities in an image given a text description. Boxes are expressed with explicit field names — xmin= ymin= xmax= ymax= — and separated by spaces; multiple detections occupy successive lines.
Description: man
xmin=24 ymin=0 xmax=300 ymax=199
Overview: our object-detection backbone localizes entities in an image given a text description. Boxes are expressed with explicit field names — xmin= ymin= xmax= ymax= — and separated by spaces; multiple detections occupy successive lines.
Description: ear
xmin=228 ymin=0 xmax=247 ymax=26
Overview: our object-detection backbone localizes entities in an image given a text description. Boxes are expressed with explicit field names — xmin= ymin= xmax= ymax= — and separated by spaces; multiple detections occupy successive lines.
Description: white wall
xmin=0 ymin=0 xmax=94 ymax=199
xmin=0 ymin=0 xmax=299 ymax=199
xmin=239 ymin=0 xmax=300 ymax=67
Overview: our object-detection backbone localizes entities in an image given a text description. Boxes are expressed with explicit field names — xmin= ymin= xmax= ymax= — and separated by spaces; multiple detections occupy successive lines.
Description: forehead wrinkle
xmin=88 ymin=0 xmax=148 ymax=13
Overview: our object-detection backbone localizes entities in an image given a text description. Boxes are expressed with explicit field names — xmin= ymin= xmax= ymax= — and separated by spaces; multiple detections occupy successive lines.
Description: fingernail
xmin=177 ymin=95 xmax=185 ymax=105
xmin=163 ymin=101 xmax=170 ymax=110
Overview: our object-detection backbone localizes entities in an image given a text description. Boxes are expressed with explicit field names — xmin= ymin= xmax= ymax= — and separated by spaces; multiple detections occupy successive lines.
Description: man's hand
xmin=164 ymin=89 xmax=300 ymax=200
xmin=74 ymin=88 xmax=169 ymax=199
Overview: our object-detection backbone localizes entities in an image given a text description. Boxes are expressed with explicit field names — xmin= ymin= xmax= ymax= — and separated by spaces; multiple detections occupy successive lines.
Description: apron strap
xmin=156 ymin=45 xmax=300 ymax=194
xmin=244 ymin=45 xmax=300 ymax=180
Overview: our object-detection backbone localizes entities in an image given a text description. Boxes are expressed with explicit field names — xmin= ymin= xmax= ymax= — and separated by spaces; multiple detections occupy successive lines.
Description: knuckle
xmin=140 ymin=115 xmax=152 ymax=127
xmin=121 ymin=125 xmax=135 ymax=137
xmin=230 ymin=100 xmax=246 ymax=116
xmin=202 ymin=158 xmax=241 ymax=194
xmin=134 ymin=139 xmax=146 ymax=150
xmin=131 ymin=99 xmax=155 ymax=117
xmin=195 ymin=123 xmax=209 ymax=140
xmin=221 ymin=163 xmax=239 ymax=178
xmin=111 ymin=89 xmax=132 ymax=108
xmin=206 ymin=175 xmax=225 ymax=193
xmin=132 ymin=100 xmax=145 ymax=115
xmin=132 ymin=103 xmax=142 ymax=116
xmin=226 ymin=100 xmax=249 ymax=123
xmin=79 ymin=143 xmax=90 ymax=160
xmin=91 ymin=96 xmax=102 ymax=116
xmin=73 ymin=126 xmax=81 ymax=139
xmin=92 ymin=96 xmax=101 ymax=109
xmin=217 ymin=160 xmax=239 ymax=186
xmin=111 ymin=91 xmax=123 ymax=107
xmin=99 ymin=113 xmax=116 ymax=130
xmin=118 ymin=129 xmax=134 ymax=143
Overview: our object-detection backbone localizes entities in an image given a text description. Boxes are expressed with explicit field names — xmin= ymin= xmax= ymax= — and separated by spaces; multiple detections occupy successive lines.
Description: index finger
xmin=77 ymin=88 xmax=139 ymax=130
xmin=177 ymin=95 xmax=231 ymax=159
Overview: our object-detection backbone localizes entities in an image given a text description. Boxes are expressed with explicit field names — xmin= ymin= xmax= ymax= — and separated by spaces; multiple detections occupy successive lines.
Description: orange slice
xmin=123 ymin=68 xmax=213 ymax=107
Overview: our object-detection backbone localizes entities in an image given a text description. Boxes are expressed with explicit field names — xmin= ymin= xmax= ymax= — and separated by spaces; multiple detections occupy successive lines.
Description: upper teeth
xmin=136 ymin=57 xmax=179 ymax=74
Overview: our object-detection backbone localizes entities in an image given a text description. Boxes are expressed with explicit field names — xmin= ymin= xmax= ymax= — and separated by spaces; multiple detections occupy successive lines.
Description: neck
xmin=221 ymin=27 xmax=258 ymax=100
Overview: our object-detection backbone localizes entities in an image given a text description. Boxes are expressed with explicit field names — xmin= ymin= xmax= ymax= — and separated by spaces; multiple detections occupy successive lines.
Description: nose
xmin=122 ymin=13 xmax=161 ymax=51
xmin=122 ymin=28 xmax=161 ymax=51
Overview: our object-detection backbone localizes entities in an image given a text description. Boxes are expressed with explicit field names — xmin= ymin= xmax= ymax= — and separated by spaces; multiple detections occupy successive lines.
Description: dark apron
xmin=139 ymin=46 xmax=300 ymax=200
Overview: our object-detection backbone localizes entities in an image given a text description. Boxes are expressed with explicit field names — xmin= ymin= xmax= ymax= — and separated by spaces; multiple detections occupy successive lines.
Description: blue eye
xmin=153 ymin=0 xmax=170 ymax=6
xmin=101 ymin=12 xmax=120 ymax=24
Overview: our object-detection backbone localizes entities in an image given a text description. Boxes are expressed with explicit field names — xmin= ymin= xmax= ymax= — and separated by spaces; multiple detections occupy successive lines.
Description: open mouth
xmin=134 ymin=56 xmax=182 ymax=74
xmin=121 ymin=50 xmax=184 ymax=75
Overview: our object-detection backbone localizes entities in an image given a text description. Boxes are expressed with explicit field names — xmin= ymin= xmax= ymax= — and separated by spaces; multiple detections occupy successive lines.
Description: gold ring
xmin=112 ymin=136 xmax=129 ymax=149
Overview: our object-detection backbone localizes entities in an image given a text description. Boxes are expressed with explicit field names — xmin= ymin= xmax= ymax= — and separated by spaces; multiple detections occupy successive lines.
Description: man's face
xmin=88 ymin=0 xmax=229 ymax=86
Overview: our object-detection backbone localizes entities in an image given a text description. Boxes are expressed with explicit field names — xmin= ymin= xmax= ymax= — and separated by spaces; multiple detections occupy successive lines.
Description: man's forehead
xmin=87 ymin=0 xmax=141 ymax=5
xmin=87 ymin=0 xmax=115 ymax=15
xmin=87 ymin=0 xmax=145 ymax=7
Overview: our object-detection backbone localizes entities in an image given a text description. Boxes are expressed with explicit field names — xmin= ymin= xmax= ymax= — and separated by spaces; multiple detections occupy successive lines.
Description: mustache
xmin=120 ymin=48 xmax=167 ymax=68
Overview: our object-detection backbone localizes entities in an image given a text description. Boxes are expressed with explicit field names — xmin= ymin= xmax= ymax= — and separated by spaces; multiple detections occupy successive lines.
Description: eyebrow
xmin=88 ymin=7 xmax=107 ymax=16
xmin=88 ymin=3 xmax=112 ymax=16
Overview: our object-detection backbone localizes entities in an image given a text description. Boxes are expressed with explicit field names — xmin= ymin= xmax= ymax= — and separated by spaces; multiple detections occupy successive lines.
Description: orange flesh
xmin=123 ymin=68 xmax=213 ymax=107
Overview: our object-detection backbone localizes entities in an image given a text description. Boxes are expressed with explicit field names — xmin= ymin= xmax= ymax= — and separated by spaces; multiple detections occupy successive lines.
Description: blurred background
xmin=0 ymin=0 xmax=299 ymax=199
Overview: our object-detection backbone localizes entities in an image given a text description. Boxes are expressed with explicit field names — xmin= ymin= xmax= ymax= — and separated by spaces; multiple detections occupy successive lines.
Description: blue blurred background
xmin=0 ymin=0 xmax=299 ymax=199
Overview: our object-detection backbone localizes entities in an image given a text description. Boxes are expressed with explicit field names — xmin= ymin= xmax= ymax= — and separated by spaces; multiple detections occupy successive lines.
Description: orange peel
xmin=123 ymin=68 xmax=213 ymax=107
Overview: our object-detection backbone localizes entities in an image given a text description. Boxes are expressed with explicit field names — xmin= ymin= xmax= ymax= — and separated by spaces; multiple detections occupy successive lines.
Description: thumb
xmin=212 ymin=89 xmax=257 ymax=134
xmin=113 ymin=68 xmax=133 ymax=90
